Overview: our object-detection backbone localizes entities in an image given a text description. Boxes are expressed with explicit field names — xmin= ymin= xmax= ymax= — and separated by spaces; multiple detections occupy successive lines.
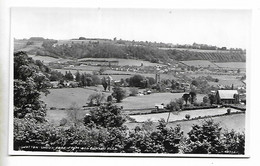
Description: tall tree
xmin=14 ymin=51 xmax=50 ymax=122
xmin=189 ymin=91 xmax=197 ymax=104
xmin=75 ymin=71 xmax=81 ymax=82
xmin=101 ymin=77 xmax=108 ymax=91
xmin=112 ymin=86 xmax=126 ymax=103
xmin=182 ymin=93 xmax=190 ymax=105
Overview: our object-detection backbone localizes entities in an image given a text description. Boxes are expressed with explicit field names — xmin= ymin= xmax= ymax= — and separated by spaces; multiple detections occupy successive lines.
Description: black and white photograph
xmin=10 ymin=7 xmax=250 ymax=156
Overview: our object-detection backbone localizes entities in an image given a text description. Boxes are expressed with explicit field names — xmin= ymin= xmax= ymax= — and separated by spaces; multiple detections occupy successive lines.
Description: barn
xmin=216 ymin=90 xmax=239 ymax=104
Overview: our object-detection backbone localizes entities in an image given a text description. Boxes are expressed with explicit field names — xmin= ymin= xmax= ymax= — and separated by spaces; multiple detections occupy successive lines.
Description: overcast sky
xmin=11 ymin=8 xmax=251 ymax=49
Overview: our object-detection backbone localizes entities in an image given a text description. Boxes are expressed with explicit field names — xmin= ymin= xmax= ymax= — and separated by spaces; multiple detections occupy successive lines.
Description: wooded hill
xmin=14 ymin=38 xmax=246 ymax=63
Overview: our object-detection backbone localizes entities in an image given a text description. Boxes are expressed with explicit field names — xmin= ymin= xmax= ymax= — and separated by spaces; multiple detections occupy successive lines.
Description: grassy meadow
xmin=126 ymin=113 xmax=245 ymax=136
xmin=129 ymin=107 xmax=243 ymax=122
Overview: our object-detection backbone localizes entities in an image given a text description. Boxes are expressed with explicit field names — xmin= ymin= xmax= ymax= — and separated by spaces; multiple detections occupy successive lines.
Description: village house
xmin=216 ymin=90 xmax=239 ymax=104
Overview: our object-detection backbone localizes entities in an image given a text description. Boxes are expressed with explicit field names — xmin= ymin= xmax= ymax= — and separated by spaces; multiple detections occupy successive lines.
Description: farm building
xmin=216 ymin=90 xmax=239 ymax=104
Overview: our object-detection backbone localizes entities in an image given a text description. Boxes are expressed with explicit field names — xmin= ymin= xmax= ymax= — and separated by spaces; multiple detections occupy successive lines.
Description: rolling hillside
xmin=14 ymin=38 xmax=246 ymax=63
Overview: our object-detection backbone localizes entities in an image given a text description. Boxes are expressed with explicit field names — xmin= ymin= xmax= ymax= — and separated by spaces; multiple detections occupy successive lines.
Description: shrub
xmin=227 ymin=108 xmax=231 ymax=115
xmin=88 ymin=93 xmax=105 ymax=106
xmin=185 ymin=114 xmax=190 ymax=120
xmin=222 ymin=130 xmax=245 ymax=154
xmin=203 ymin=96 xmax=209 ymax=104
xmin=84 ymin=103 xmax=126 ymax=128
xmin=107 ymin=95 xmax=113 ymax=103
xmin=66 ymin=103 xmax=83 ymax=127
xmin=184 ymin=119 xmax=226 ymax=154
xmin=129 ymin=87 xmax=139 ymax=96
xmin=112 ymin=86 xmax=126 ymax=103
xmin=167 ymin=100 xmax=181 ymax=112
xmin=193 ymin=102 xmax=200 ymax=106
xmin=59 ymin=118 xmax=68 ymax=126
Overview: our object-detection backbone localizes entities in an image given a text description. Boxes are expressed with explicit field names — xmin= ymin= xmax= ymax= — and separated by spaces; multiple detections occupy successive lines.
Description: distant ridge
xmin=14 ymin=37 xmax=246 ymax=63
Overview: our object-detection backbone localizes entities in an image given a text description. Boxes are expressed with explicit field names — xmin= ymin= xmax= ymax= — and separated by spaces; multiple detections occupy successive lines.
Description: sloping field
xmin=41 ymin=86 xmax=112 ymax=108
xmin=14 ymin=40 xmax=44 ymax=54
xmin=28 ymin=55 xmax=60 ymax=64
xmin=179 ymin=60 xmax=219 ymax=68
xmin=126 ymin=113 xmax=245 ymax=136
xmin=78 ymin=58 xmax=163 ymax=67
xmin=14 ymin=40 xmax=27 ymax=51
xmin=214 ymin=62 xmax=246 ymax=69
xmin=130 ymin=108 xmax=243 ymax=122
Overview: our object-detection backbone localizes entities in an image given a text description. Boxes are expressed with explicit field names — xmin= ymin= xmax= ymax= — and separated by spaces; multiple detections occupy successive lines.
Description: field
xmin=180 ymin=60 xmax=219 ymax=68
xmin=14 ymin=40 xmax=44 ymax=53
xmin=126 ymin=113 xmax=245 ymax=136
xmin=41 ymin=86 xmax=112 ymax=108
xmin=46 ymin=108 xmax=90 ymax=125
xmin=215 ymin=62 xmax=246 ymax=69
xmin=186 ymin=72 xmax=245 ymax=87
xmin=28 ymin=55 xmax=60 ymax=64
xmin=129 ymin=108 xmax=243 ymax=122
xmin=78 ymin=57 xmax=163 ymax=67
xmin=42 ymin=87 xmax=207 ymax=110
xmin=116 ymin=92 xmax=205 ymax=110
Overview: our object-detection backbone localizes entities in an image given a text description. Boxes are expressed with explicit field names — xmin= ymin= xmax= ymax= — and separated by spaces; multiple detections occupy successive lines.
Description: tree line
xmin=35 ymin=39 xmax=246 ymax=63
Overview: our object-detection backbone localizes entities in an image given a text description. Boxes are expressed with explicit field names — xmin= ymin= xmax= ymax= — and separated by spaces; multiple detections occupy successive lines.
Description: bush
xmin=129 ymin=87 xmax=139 ymax=96
xmin=107 ymin=95 xmax=113 ymax=103
xmin=227 ymin=108 xmax=231 ymax=115
xmin=222 ymin=130 xmax=245 ymax=154
xmin=59 ymin=118 xmax=68 ymax=126
xmin=193 ymin=102 xmax=200 ymax=106
xmin=184 ymin=119 xmax=226 ymax=154
xmin=203 ymin=96 xmax=209 ymax=104
xmin=84 ymin=103 xmax=126 ymax=128
xmin=88 ymin=93 xmax=105 ymax=106
xmin=167 ymin=100 xmax=180 ymax=112
xmin=112 ymin=86 xmax=126 ymax=103
xmin=185 ymin=114 xmax=190 ymax=120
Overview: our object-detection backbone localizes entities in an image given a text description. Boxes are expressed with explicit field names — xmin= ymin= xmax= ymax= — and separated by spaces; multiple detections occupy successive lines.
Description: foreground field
xmin=129 ymin=108 xmax=243 ymax=122
xmin=126 ymin=113 xmax=245 ymax=136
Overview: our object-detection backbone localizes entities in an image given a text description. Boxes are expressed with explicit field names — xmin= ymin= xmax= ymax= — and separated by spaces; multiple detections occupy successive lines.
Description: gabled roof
xmin=217 ymin=90 xmax=238 ymax=99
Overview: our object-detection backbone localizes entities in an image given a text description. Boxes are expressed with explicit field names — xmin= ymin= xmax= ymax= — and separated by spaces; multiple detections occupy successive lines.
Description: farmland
xmin=78 ymin=58 xmax=163 ymax=67
xmin=41 ymin=86 xmax=112 ymax=108
xmin=215 ymin=62 xmax=246 ymax=69
xmin=28 ymin=55 xmax=60 ymax=64
xmin=14 ymin=37 xmax=247 ymax=154
xmin=116 ymin=92 xmax=205 ymax=110
xmin=129 ymin=107 xmax=243 ymax=122
xmin=125 ymin=113 xmax=245 ymax=136
xmin=179 ymin=60 xmax=219 ymax=68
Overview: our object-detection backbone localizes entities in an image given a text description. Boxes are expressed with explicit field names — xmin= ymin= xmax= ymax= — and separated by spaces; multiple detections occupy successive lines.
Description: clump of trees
xmin=129 ymin=87 xmax=139 ymax=96
xmin=87 ymin=93 xmax=105 ymax=106
xmin=14 ymin=51 xmax=50 ymax=122
xmin=126 ymin=74 xmax=155 ymax=89
xmin=183 ymin=119 xmax=245 ymax=154
xmin=84 ymin=103 xmax=126 ymax=128
xmin=112 ymin=86 xmax=126 ymax=103
xmin=182 ymin=92 xmax=197 ymax=105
